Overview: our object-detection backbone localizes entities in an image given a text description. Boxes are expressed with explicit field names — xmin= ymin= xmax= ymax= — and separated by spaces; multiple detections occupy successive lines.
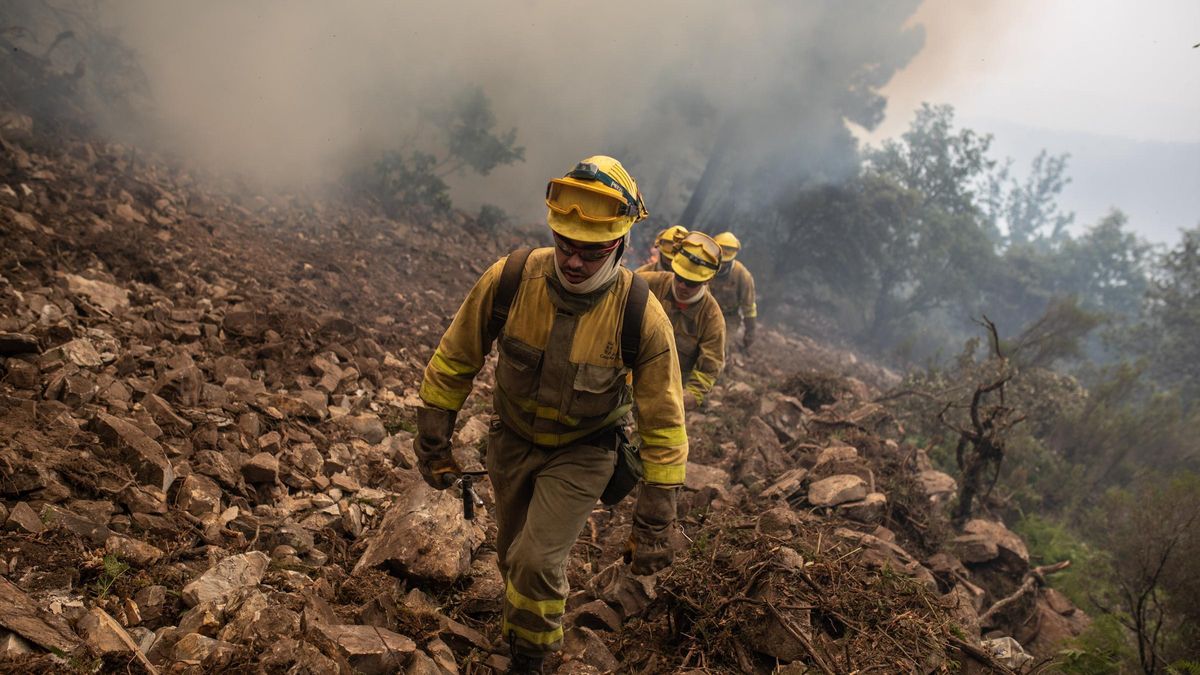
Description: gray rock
xmin=5 ymin=502 xmax=44 ymax=534
xmin=171 ymin=632 xmax=238 ymax=665
xmin=562 ymin=626 xmax=618 ymax=672
xmin=684 ymin=461 xmax=731 ymax=492
xmin=340 ymin=413 xmax=387 ymax=444
xmin=181 ymin=551 xmax=270 ymax=608
xmin=353 ymin=482 xmax=485 ymax=584
xmin=177 ymin=474 xmax=222 ymax=516
xmin=64 ymin=274 xmax=129 ymax=314
xmin=953 ymin=519 xmax=1030 ymax=566
xmin=808 ymin=474 xmax=868 ymax=507
xmin=837 ymin=492 xmax=887 ymax=525
xmin=761 ymin=467 xmax=808 ymax=501
xmin=0 ymin=577 xmax=81 ymax=653
xmin=93 ymin=412 xmax=176 ymax=492
xmin=77 ymin=607 xmax=136 ymax=654
xmin=105 ymin=534 xmax=164 ymax=567
xmin=312 ymin=623 xmax=416 ymax=675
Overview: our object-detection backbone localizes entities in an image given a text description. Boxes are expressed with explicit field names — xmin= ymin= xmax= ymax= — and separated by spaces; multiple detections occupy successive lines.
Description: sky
xmin=863 ymin=0 xmax=1200 ymax=242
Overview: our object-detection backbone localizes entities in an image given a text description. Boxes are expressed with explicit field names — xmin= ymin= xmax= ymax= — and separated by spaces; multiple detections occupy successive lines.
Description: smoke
xmin=9 ymin=1 xmax=925 ymax=224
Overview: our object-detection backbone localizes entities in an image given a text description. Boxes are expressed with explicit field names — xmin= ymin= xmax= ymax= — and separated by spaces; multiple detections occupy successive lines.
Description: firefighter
xmin=637 ymin=232 xmax=725 ymax=410
xmin=633 ymin=224 xmax=688 ymax=273
xmin=413 ymin=156 xmax=687 ymax=674
xmin=709 ymin=231 xmax=757 ymax=352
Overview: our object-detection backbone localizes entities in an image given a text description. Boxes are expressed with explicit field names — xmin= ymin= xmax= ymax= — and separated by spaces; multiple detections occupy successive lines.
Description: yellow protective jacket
xmin=633 ymin=259 xmax=672 ymax=274
xmin=419 ymin=248 xmax=688 ymax=485
xmin=638 ymin=271 xmax=725 ymax=404
xmin=709 ymin=259 xmax=757 ymax=321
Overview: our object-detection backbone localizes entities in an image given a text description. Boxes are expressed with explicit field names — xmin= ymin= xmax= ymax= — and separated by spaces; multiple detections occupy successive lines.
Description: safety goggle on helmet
xmin=671 ymin=232 xmax=722 ymax=283
xmin=546 ymin=161 xmax=648 ymax=225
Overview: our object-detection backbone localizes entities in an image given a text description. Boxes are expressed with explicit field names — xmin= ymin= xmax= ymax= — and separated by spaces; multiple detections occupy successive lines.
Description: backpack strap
xmin=487 ymin=248 xmax=532 ymax=344
xmin=620 ymin=273 xmax=648 ymax=370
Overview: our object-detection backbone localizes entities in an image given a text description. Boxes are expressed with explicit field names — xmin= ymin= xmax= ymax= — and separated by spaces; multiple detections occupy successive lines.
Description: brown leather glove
xmin=414 ymin=406 xmax=461 ymax=490
xmin=742 ymin=316 xmax=756 ymax=351
xmin=626 ymin=483 xmax=677 ymax=575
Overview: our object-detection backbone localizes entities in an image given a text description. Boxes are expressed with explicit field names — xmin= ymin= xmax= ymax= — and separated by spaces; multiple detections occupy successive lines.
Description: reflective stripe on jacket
xmin=709 ymin=259 xmax=757 ymax=320
xmin=638 ymin=271 xmax=725 ymax=404
xmin=420 ymin=247 xmax=688 ymax=485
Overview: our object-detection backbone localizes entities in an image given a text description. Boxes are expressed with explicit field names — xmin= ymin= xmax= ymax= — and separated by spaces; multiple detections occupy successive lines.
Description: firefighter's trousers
xmin=485 ymin=419 xmax=615 ymax=655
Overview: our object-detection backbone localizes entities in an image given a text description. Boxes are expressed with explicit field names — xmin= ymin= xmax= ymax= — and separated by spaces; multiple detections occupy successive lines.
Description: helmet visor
xmin=546 ymin=179 xmax=627 ymax=223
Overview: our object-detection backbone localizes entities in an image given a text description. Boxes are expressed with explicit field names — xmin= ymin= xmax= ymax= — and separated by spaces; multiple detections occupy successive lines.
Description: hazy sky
xmin=871 ymin=0 xmax=1200 ymax=143
xmin=861 ymin=0 xmax=1200 ymax=242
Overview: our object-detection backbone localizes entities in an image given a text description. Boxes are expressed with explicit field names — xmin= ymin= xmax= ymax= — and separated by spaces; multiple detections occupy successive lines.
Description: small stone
xmin=181 ymin=551 xmax=270 ymax=608
xmin=177 ymin=474 xmax=222 ymax=516
xmin=105 ymin=534 xmax=164 ymax=567
xmin=5 ymin=502 xmax=45 ymax=534
xmin=0 ymin=630 xmax=34 ymax=655
xmin=133 ymin=586 xmax=168 ymax=625
xmin=171 ymin=632 xmax=237 ymax=664
xmin=562 ymin=626 xmax=619 ymax=672
xmin=684 ymin=461 xmax=731 ymax=492
xmin=761 ymin=467 xmax=808 ymax=501
xmin=242 ymin=452 xmax=279 ymax=484
xmin=837 ymin=492 xmax=887 ymax=525
xmin=77 ymin=608 xmax=134 ymax=654
xmin=0 ymin=332 xmax=40 ymax=356
xmin=313 ymin=624 xmax=416 ymax=675
xmin=330 ymin=472 xmax=361 ymax=492
xmin=566 ymin=600 xmax=622 ymax=632
xmin=807 ymin=474 xmax=868 ymax=507
xmin=426 ymin=638 xmax=459 ymax=674
xmin=93 ymin=412 xmax=176 ymax=492
xmin=339 ymin=414 xmax=386 ymax=444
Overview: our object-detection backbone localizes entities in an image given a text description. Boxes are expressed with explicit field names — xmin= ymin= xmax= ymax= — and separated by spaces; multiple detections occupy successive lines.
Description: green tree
xmin=1086 ymin=473 xmax=1200 ymax=673
xmin=1132 ymin=226 xmax=1200 ymax=404
xmin=982 ymin=149 xmax=1075 ymax=250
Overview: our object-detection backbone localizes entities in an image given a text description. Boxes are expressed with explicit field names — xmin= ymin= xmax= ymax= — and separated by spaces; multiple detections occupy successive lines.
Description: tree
xmin=982 ymin=150 xmax=1075 ymax=250
xmin=1087 ymin=473 xmax=1200 ymax=673
xmin=1132 ymin=226 xmax=1200 ymax=404
xmin=355 ymin=86 xmax=524 ymax=221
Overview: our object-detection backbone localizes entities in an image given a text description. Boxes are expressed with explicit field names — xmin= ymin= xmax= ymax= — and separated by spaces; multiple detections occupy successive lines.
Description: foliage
xmin=1129 ymin=226 xmax=1200 ymax=405
xmin=982 ymin=149 xmax=1074 ymax=250
xmin=93 ymin=553 xmax=129 ymax=600
xmin=1013 ymin=514 xmax=1108 ymax=608
xmin=354 ymin=86 xmax=524 ymax=221
xmin=1085 ymin=473 xmax=1200 ymax=673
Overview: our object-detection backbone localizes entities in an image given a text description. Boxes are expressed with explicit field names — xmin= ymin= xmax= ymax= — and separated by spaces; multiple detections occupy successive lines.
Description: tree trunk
xmin=680 ymin=119 xmax=736 ymax=229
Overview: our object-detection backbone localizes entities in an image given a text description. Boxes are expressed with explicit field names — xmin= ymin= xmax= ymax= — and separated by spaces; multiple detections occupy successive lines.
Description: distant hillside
xmin=978 ymin=118 xmax=1200 ymax=244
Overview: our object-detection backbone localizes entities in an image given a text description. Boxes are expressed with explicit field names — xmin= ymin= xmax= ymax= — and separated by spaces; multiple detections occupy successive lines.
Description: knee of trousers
xmin=506 ymin=538 xmax=567 ymax=593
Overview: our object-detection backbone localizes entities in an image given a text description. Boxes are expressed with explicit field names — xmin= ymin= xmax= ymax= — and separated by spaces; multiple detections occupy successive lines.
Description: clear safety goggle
xmin=545 ymin=162 xmax=647 ymax=223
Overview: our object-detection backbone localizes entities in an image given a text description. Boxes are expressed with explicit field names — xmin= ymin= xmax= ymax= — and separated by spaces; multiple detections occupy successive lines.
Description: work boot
xmin=507 ymin=652 xmax=545 ymax=674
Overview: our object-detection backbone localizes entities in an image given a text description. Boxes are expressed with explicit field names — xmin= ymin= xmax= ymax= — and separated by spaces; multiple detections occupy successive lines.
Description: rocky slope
xmin=0 ymin=108 xmax=1087 ymax=674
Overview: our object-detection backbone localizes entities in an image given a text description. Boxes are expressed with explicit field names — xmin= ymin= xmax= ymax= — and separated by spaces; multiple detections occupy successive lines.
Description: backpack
xmin=486 ymin=248 xmax=647 ymax=370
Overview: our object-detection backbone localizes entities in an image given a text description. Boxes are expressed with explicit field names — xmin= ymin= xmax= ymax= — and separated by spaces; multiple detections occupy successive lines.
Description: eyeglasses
xmin=553 ymin=234 xmax=621 ymax=262
xmin=674 ymin=274 xmax=704 ymax=288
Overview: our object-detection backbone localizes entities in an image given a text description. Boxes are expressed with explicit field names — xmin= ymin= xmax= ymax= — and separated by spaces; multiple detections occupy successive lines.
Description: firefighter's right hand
xmin=414 ymin=406 xmax=461 ymax=490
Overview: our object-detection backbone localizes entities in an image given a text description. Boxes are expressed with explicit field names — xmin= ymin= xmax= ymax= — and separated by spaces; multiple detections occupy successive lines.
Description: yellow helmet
xmin=546 ymin=155 xmax=648 ymax=243
xmin=655 ymin=225 xmax=689 ymax=260
xmin=713 ymin=231 xmax=741 ymax=263
xmin=671 ymin=232 xmax=722 ymax=283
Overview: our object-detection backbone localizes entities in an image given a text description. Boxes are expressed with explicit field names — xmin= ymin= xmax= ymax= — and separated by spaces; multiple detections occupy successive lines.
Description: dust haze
xmin=65 ymin=1 xmax=925 ymax=224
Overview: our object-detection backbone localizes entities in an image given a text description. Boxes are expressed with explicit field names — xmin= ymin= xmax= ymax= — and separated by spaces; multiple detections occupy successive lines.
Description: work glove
xmin=683 ymin=390 xmax=699 ymax=412
xmin=414 ymin=406 xmax=462 ymax=490
xmin=625 ymin=483 xmax=677 ymax=575
xmin=742 ymin=316 xmax=757 ymax=351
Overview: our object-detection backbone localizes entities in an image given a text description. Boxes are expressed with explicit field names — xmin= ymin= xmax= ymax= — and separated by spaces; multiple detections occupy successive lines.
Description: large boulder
xmin=353 ymin=482 xmax=485 ymax=584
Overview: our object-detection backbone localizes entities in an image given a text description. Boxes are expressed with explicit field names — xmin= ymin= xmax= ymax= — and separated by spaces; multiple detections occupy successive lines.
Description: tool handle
xmin=462 ymin=474 xmax=476 ymax=520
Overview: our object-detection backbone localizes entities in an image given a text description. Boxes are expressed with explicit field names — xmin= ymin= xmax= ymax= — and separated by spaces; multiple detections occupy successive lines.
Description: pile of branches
xmin=613 ymin=506 xmax=957 ymax=673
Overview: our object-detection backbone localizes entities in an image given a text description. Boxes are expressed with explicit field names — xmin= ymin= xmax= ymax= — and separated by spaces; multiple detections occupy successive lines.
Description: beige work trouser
xmin=486 ymin=419 xmax=615 ymax=656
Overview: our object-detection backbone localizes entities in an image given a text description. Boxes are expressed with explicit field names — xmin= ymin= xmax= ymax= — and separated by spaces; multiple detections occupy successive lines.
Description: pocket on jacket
xmin=495 ymin=335 xmax=542 ymax=400
xmin=569 ymin=363 xmax=624 ymax=418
